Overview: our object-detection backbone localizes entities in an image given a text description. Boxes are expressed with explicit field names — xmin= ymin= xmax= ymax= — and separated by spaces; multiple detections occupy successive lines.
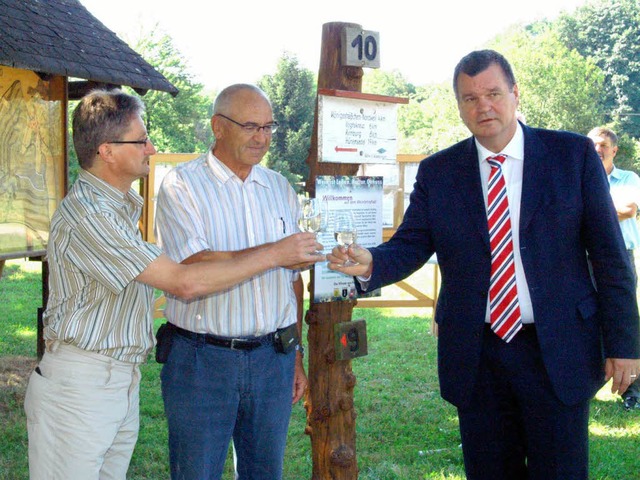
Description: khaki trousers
xmin=24 ymin=343 xmax=140 ymax=480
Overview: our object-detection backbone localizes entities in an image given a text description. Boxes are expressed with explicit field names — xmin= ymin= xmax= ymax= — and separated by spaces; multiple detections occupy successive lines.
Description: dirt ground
xmin=0 ymin=356 xmax=36 ymax=414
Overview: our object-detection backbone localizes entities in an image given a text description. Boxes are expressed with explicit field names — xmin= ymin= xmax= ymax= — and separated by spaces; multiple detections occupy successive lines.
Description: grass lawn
xmin=1 ymin=259 xmax=639 ymax=479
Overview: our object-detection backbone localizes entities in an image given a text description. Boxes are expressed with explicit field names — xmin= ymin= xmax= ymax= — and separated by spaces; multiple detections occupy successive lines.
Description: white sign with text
xmin=318 ymin=94 xmax=398 ymax=164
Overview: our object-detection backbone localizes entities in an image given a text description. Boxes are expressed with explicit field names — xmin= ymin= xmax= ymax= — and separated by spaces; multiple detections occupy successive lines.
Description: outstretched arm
xmin=137 ymin=232 xmax=323 ymax=300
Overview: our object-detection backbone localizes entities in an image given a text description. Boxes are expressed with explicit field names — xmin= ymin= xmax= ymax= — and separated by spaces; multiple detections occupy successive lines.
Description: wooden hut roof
xmin=0 ymin=0 xmax=179 ymax=96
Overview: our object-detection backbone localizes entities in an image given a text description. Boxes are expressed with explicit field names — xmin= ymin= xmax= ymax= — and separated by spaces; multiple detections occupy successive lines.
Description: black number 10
xmin=351 ymin=34 xmax=378 ymax=61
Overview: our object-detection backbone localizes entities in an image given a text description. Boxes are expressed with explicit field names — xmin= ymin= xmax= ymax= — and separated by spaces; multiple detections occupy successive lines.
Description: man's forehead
xmin=229 ymin=96 xmax=272 ymax=120
xmin=457 ymin=67 xmax=511 ymax=95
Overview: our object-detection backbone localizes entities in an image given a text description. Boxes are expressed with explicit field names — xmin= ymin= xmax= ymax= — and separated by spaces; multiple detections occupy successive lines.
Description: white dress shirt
xmin=476 ymin=123 xmax=534 ymax=324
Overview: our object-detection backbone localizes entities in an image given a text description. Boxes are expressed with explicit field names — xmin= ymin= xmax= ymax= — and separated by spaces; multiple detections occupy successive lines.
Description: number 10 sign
xmin=341 ymin=27 xmax=380 ymax=68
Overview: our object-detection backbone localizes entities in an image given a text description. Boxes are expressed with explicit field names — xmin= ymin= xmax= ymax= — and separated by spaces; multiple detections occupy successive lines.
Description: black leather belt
xmin=171 ymin=323 xmax=274 ymax=351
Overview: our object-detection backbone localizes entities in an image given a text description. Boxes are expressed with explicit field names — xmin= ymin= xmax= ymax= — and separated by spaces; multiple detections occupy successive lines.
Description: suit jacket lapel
xmin=520 ymin=126 xmax=548 ymax=231
xmin=454 ymin=138 xmax=491 ymax=251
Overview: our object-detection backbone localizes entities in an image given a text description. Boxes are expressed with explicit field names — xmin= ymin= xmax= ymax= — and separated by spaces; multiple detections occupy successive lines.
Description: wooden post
xmin=304 ymin=22 xmax=363 ymax=480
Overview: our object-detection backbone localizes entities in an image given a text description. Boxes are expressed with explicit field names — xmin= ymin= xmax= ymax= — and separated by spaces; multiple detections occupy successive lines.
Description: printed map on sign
xmin=0 ymin=67 xmax=64 ymax=257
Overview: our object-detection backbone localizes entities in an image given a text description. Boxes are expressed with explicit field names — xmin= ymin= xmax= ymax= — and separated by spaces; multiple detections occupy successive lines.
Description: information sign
xmin=318 ymin=91 xmax=405 ymax=164
xmin=313 ymin=175 xmax=383 ymax=303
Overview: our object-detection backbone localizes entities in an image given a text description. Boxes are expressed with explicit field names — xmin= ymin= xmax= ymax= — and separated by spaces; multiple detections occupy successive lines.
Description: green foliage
xmin=62 ymin=2 xmax=640 ymax=184
xmin=398 ymin=84 xmax=469 ymax=155
xmin=488 ymin=25 xmax=605 ymax=133
xmin=363 ymin=69 xmax=417 ymax=98
xmin=259 ymin=53 xmax=316 ymax=189
xmin=555 ymin=0 xmax=640 ymax=138
xmin=130 ymin=27 xmax=214 ymax=154
xmin=67 ymin=99 xmax=80 ymax=185
xmin=363 ymin=70 xmax=455 ymax=156
xmin=612 ymin=133 xmax=640 ymax=172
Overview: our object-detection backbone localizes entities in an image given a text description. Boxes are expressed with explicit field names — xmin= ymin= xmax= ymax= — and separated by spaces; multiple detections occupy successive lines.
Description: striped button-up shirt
xmin=155 ymin=151 xmax=299 ymax=337
xmin=44 ymin=170 xmax=162 ymax=364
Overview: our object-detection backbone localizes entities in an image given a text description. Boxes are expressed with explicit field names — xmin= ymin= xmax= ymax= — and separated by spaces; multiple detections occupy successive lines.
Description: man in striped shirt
xmin=23 ymin=89 xmax=321 ymax=480
xmin=154 ymin=84 xmax=308 ymax=479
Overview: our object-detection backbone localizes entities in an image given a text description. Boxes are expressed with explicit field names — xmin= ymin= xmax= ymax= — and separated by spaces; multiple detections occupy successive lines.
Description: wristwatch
xmin=296 ymin=344 xmax=305 ymax=357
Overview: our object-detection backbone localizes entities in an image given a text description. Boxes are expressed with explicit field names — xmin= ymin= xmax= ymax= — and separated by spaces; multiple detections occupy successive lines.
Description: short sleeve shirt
xmin=43 ymin=170 xmax=162 ymax=364
xmin=154 ymin=151 xmax=299 ymax=337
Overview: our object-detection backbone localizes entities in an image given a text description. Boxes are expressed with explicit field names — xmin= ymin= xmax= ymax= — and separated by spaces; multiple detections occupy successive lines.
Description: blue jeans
xmin=161 ymin=333 xmax=295 ymax=480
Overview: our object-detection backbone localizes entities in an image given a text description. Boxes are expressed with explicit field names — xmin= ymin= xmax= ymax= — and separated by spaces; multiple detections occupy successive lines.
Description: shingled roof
xmin=0 ymin=0 xmax=179 ymax=96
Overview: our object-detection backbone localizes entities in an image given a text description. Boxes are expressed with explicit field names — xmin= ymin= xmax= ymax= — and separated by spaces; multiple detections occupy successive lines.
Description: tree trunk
xmin=304 ymin=21 xmax=363 ymax=480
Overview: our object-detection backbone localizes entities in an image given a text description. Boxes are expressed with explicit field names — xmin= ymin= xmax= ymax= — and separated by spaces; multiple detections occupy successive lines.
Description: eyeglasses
xmin=107 ymin=137 xmax=151 ymax=147
xmin=217 ymin=114 xmax=278 ymax=135
xmin=97 ymin=137 xmax=151 ymax=154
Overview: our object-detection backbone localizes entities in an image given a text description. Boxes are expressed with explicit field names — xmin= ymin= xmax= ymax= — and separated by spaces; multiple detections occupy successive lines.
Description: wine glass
xmin=298 ymin=197 xmax=325 ymax=255
xmin=333 ymin=210 xmax=358 ymax=266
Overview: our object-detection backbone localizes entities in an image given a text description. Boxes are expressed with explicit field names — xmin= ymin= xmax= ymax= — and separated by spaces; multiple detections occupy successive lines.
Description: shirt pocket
xmin=269 ymin=214 xmax=297 ymax=242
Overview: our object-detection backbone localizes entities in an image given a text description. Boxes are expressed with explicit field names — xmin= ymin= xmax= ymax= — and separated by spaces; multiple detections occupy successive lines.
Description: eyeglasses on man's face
xmin=217 ymin=113 xmax=279 ymax=135
xmin=107 ymin=137 xmax=152 ymax=147
xmin=97 ymin=137 xmax=152 ymax=154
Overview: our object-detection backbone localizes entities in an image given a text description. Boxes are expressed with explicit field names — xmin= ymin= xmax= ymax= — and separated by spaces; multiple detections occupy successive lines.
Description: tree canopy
xmin=488 ymin=24 xmax=605 ymax=134
xmin=70 ymin=1 xmax=640 ymax=183
xmin=555 ymin=0 xmax=640 ymax=138
xmin=130 ymin=27 xmax=213 ymax=154
xmin=258 ymin=53 xmax=316 ymax=188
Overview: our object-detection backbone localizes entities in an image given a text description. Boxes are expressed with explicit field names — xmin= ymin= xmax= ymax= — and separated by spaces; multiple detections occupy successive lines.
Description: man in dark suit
xmin=328 ymin=50 xmax=640 ymax=479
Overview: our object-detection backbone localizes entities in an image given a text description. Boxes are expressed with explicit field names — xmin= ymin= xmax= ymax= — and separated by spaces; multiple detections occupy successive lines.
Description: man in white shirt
xmin=155 ymin=84 xmax=309 ymax=479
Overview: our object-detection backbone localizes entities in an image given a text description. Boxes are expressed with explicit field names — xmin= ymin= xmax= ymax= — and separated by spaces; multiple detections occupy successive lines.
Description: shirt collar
xmin=207 ymin=149 xmax=271 ymax=188
xmin=609 ymin=165 xmax=623 ymax=179
xmin=78 ymin=170 xmax=142 ymax=209
xmin=475 ymin=122 xmax=525 ymax=164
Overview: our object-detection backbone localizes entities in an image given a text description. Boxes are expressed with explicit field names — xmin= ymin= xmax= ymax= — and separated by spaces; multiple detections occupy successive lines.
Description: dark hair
xmin=453 ymin=50 xmax=517 ymax=97
xmin=72 ymin=89 xmax=145 ymax=168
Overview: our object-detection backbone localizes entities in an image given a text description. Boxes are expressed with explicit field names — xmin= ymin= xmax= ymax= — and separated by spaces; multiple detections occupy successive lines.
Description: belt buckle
xmin=230 ymin=338 xmax=248 ymax=350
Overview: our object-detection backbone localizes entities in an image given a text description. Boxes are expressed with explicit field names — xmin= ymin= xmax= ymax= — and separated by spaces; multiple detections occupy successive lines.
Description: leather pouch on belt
xmin=155 ymin=322 xmax=176 ymax=364
xmin=273 ymin=323 xmax=299 ymax=354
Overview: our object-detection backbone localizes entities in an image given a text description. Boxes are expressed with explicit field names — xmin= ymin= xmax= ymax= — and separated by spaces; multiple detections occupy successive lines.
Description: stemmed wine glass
xmin=298 ymin=197 xmax=326 ymax=255
xmin=333 ymin=210 xmax=358 ymax=266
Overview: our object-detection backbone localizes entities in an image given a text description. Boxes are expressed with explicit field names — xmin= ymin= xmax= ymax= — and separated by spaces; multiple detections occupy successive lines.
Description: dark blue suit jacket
xmin=366 ymin=124 xmax=640 ymax=408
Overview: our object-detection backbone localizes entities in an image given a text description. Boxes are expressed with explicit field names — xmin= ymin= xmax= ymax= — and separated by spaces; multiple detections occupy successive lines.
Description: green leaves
xmin=259 ymin=53 xmax=316 ymax=189
xmin=556 ymin=0 xmax=640 ymax=138
xmin=490 ymin=26 xmax=605 ymax=134
xmin=130 ymin=26 xmax=213 ymax=155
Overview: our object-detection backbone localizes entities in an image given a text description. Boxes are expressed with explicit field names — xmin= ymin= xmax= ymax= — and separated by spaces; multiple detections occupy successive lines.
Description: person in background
xmin=155 ymin=84 xmax=309 ymax=480
xmin=23 ymin=88 xmax=321 ymax=480
xmin=328 ymin=50 xmax=640 ymax=479
xmin=588 ymin=126 xmax=640 ymax=410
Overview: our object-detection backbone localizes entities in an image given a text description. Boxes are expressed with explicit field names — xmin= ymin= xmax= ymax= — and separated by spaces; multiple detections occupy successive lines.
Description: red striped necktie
xmin=487 ymin=154 xmax=522 ymax=342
